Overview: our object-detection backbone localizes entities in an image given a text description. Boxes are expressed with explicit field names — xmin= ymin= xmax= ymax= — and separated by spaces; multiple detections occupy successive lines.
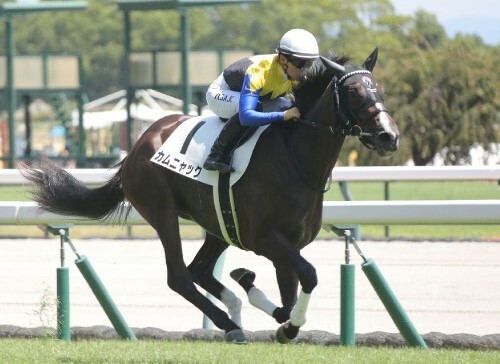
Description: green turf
xmin=0 ymin=339 xmax=498 ymax=364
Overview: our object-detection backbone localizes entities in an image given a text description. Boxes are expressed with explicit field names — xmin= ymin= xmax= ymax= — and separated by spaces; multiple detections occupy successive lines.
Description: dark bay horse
xmin=21 ymin=48 xmax=399 ymax=344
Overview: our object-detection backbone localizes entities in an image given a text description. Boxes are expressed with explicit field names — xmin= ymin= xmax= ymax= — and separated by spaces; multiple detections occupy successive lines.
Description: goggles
xmin=288 ymin=57 xmax=314 ymax=70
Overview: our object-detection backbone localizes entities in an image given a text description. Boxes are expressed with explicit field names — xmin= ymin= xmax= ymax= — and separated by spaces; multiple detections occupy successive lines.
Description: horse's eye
xmin=348 ymin=84 xmax=365 ymax=99
xmin=347 ymin=84 xmax=366 ymax=107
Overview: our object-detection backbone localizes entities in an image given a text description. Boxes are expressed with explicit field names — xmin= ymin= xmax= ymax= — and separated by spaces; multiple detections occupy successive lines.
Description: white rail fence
xmin=0 ymin=166 xmax=499 ymax=226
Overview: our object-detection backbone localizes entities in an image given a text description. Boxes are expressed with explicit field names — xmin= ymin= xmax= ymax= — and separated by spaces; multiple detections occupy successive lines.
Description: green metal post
xmin=23 ymin=95 xmax=31 ymax=158
xmin=340 ymin=264 xmax=355 ymax=346
xmin=75 ymin=255 xmax=137 ymax=341
xmin=340 ymin=230 xmax=355 ymax=346
xmin=56 ymin=231 xmax=71 ymax=341
xmin=180 ymin=7 xmax=191 ymax=115
xmin=57 ymin=267 xmax=71 ymax=341
xmin=6 ymin=16 xmax=15 ymax=168
xmin=77 ymin=56 xmax=85 ymax=167
xmin=361 ymin=259 xmax=427 ymax=348
xmin=124 ymin=10 xmax=133 ymax=151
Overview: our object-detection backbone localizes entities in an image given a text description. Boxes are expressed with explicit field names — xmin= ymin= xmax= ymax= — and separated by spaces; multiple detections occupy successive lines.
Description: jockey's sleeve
xmin=238 ymin=77 xmax=285 ymax=127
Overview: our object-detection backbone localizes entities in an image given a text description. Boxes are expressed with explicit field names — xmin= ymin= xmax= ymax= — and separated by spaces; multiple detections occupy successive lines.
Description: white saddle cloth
xmin=150 ymin=115 xmax=268 ymax=187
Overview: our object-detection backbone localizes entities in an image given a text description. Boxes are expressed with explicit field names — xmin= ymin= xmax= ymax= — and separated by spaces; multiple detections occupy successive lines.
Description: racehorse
xmin=21 ymin=48 xmax=399 ymax=344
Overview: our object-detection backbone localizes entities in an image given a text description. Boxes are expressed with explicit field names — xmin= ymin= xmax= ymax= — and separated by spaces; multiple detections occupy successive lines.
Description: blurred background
xmin=0 ymin=0 xmax=497 ymax=169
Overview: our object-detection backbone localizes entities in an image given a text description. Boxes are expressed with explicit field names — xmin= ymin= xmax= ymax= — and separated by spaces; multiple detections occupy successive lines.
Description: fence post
xmin=340 ymin=230 xmax=355 ymax=346
xmin=46 ymin=224 xmax=72 ymax=341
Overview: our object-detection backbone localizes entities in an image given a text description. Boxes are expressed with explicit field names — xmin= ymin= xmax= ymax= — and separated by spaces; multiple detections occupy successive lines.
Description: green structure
xmin=0 ymin=1 xmax=88 ymax=168
xmin=328 ymin=226 xmax=428 ymax=348
xmin=46 ymin=224 xmax=136 ymax=341
xmin=115 ymin=0 xmax=261 ymax=150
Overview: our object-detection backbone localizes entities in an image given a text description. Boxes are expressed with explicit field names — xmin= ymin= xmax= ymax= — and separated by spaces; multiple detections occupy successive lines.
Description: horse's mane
xmin=293 ymin=52 xmax=351 ymax=115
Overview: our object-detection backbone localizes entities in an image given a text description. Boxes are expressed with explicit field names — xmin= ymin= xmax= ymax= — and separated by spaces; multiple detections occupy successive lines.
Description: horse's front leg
xmin=256 ymin=232 xmax=317 ymax=344
xmin=273 ymin=264 xmax=299 ymax=324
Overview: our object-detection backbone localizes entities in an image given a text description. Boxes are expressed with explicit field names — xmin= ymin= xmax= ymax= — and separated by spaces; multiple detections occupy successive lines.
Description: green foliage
xmin=0 ymin=0 xmax=498 ymax=165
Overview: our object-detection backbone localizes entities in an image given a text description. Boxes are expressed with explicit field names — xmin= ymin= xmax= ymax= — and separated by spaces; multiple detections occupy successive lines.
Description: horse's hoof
xmin=230 ymin=268 xmax=256 ymax=284
xmin=225 ymin=329 xmax=248 ymax=344
xmin=275 ymin=320 xmax=299 ymax=344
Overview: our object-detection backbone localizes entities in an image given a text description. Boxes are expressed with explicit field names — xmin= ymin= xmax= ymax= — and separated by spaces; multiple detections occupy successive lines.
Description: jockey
xmin=203 ymin=28 xmax=320 ymax=174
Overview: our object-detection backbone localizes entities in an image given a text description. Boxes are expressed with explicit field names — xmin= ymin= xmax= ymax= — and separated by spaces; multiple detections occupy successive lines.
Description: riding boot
xmin=203 ymin=114 xmax=249 ymax=174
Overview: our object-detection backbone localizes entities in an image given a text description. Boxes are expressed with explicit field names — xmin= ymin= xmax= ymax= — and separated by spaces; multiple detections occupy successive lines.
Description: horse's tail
xmin=20 ymin=158 xmax=130 ymax=223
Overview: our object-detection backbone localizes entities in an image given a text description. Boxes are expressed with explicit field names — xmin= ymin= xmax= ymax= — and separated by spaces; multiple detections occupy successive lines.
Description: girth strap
xmin=217 ymin=173 xmax=245 ymax=249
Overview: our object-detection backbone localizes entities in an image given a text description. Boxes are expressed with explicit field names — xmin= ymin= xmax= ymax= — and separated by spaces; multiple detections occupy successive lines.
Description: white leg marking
xmin=290 ymin=290 xmax=311 ymax=327
xmin=248 ymin=287 xmax=278 ymax=316
xmin=221 ymin=288 xmax=242 ymax=328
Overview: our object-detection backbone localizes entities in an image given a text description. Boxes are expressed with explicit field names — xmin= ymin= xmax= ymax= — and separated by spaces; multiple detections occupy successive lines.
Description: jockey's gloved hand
xmin=284 ymin=107 xmax=301 ymax=122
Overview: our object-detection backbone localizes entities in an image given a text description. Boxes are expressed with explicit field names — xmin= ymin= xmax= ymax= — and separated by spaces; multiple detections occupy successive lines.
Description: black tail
xmin=20 ymin=159 xmax=130 ymax=223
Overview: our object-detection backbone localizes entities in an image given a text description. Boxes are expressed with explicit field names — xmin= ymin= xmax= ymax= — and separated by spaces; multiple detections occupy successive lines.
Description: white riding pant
xmin=206 ymin=73 xmax=293 ymax=119
xmin=206 ymin=74 xmax=240 ymax=119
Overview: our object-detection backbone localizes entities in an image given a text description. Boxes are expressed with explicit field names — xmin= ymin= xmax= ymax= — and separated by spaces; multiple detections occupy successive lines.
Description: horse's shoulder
xmin=260 ymin=122 xmax=292 ymax=142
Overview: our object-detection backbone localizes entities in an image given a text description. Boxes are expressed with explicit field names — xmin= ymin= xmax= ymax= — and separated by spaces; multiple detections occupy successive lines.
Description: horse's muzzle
xmin=360 ymin=130 xmax=399 ymax=157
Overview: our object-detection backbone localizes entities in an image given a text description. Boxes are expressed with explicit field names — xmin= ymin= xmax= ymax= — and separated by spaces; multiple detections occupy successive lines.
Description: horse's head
xmin=320 ymin=48 xmax=400 ymax=156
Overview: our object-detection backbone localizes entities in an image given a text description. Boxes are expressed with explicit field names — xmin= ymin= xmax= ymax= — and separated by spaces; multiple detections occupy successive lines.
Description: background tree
xmin=0 ymin=0 xmax=497 ymax=165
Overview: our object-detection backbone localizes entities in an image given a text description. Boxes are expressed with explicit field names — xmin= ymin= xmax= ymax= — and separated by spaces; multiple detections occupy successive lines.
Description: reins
xmin=289 ymin=70 xmax=379 ymax=194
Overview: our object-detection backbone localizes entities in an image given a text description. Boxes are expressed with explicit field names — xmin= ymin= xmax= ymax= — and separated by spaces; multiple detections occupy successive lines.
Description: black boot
xmin=204 ymin=114 xmax=249 ymax=174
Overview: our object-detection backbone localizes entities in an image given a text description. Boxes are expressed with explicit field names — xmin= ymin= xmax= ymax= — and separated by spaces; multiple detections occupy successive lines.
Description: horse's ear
xmin=320 ymin=56 xmax=346 ymax=76
xmin=362 ymin=47 xmax=379 ymax=72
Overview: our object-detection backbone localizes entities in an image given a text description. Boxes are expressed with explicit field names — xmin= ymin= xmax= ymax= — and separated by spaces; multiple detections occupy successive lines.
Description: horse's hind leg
xmin=187 ymin=233 xmax=243 ymax=328
xmin=154 ymin=211 xmax=246 ymax=343
xmin=230 ymin=268 xmax=280 ymax=321
xmin=230 ymin=265 xmax=298 ymax=324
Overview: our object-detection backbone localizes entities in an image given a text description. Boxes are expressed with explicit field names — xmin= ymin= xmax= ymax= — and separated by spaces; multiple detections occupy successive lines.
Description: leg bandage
xmin=290 ymin=290 xmax=311 ymax=327
xmin=248 ymin=287 xmax=278 ymax=316
xmin=221 ymin=288 xmax=242 ymax=328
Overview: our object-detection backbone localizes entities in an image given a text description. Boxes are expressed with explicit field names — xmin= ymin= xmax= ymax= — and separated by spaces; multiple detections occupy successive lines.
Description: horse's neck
xmin=292 ymin=85 xmax=345 ymax=188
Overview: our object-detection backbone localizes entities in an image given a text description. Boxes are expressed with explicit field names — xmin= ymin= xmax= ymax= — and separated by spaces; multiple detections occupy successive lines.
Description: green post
xmin=77 ymin=56 xmax=85 ymax=167
xmin=123 ymin=10 xmax=133 ymax=151
xmin=6 ymin=16 xmax=15 ymax=168
xmin=362 ymin=259 xmax=427 ymax=348
xmin=340 ymin=264 xmax=355 ymax=346
xmin=55 ymin=229 xmax=71 ymax=341
xmin=180 ymin=7 xmax=191 ymax=115
xmin=57 ymin=267 xmax=71 ymax=341
xmin=75 ymin=255 xmax=137 ymax=341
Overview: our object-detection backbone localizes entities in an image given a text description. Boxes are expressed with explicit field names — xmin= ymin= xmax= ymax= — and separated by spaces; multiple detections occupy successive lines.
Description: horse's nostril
xmin=378 ymin=132 xmax=393 ymax=144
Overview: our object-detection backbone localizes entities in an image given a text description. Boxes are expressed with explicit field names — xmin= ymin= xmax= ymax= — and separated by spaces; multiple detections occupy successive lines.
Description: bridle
xmin=291 ymin=69 xmax=388 ymax=193
xmin=297 ymin=69 xmax=387 ymax=139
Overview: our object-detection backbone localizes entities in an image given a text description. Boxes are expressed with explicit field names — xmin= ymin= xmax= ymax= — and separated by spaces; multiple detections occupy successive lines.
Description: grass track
xmin=0 ymin=339 xmax=498 ymax=364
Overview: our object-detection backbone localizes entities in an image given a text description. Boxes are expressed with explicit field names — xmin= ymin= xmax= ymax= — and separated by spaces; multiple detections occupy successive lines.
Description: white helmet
xmin=277 ymin=29 xmax=319 ymax=59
